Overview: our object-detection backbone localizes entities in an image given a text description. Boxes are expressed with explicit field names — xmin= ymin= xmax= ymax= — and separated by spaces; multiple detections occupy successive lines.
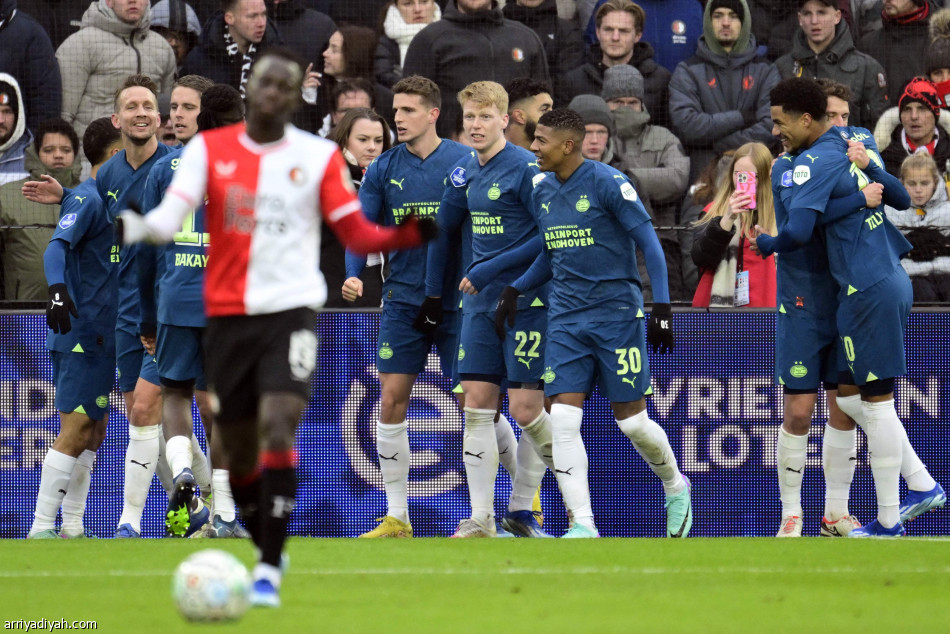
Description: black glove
xmin=403 ymin=214 xmax=439 ymax=242
xmin=646 ymin=303 xmax=675 ymax=354
xmin=494 ymin=286 xmax=520 ymax=340
xmin=47 ymin=283 xmax=79 ymax=334
xmin=741 ymin=109 xmax=757 ymax=127
xmin=412 ymin=296 xmax=444 ymax=334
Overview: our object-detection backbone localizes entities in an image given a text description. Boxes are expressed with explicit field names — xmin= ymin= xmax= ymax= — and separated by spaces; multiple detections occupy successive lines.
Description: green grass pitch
xmin=2 ymin=538 xmax=950 ymax=632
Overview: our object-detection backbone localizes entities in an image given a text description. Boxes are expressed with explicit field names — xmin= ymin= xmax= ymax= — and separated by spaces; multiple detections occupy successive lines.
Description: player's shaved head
xmin=538 ymin=109 xmax=586 ymax=145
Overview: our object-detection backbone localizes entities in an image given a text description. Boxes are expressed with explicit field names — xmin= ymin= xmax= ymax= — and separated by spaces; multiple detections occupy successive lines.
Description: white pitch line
xmin=2 ymin=565 xmax=950 ymax=579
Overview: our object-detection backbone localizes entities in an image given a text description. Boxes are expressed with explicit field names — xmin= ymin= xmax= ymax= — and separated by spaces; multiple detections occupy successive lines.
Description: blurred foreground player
xmin=118 ymin=48 xmax=435 ymax=607
xmin=28 ymin=118 xmax=122 ymax=539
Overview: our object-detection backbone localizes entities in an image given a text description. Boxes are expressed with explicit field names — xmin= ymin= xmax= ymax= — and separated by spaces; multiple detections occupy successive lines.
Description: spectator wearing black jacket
xmin=503 ymin=0 xmax=584 ymax=97
xmin=559 ymin=0 xmax=672 ymax=128
xmin=0 ymin=0 xmax=61 ymax=132
xmin=860 ymin=0 xmax=938 ymax=107
xmin=403 ymin=0 xmax=549 ymax=138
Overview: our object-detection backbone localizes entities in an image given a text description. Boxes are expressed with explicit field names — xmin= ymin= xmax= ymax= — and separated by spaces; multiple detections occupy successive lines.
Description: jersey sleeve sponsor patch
xmin=531 ymin=173 xmax=546 ymax=188
xmin=58 ymin=213 xmax=77 ymax=229
xmin=792 ymin=165 xmax=811 ymax=185
xmin=781 ymin=170 xmax=793 ymax=187
xmin=620 ymin=182 xmax=638 ymax=201
xmin=450 ymin=166 xmax=467 ymax=188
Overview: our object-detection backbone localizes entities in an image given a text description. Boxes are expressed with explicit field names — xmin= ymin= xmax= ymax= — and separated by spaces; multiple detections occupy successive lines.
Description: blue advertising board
xmin=1 ymin=312 xmax=947 ymax=538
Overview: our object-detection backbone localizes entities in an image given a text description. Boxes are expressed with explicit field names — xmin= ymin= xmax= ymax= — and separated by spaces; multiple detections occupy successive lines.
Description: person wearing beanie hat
xmin=670 ymin=0 xmax=779 ymax=181
xmin=879 ymin=75 xmax=950 ymax=175
xmin=926 ymin=7 xmax=950 ymax=106
xmin=601 ymin=64 xmax=644 ymax=103
xmin=773 ymin=0 xmax=887 ymax=128
xmin=858 ymin=0 xmax=937 ymax=107
xmin=601 ymin=63 xmax=691 ymax=300
xmin=559 ymin=0 xmax=672 ymax=129
xmin=570 ymin=94 xmax=616 ymax=136
xmin=0 ymin=73 xmax=31 ymax=186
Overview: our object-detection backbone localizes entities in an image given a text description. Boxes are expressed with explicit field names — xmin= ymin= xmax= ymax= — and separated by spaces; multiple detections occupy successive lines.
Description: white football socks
xmin=31 ymin=449 xmax=77 ymax=534
xmin=840 ymin=393 xmax=936 ymax=493
xmin=462 ymin=408 xmax=499 ymax=524
xmin=494 ymin=413 xmax=518 ymax=477
xmin=617 ymin=410 xmax=685 ymax=496
xmin=155 ymin=430 xmax=174 ymax=497
xmin=776 ymin=427 xmax=807 ymax=518
xmin=862 ymin=399 xmax=903 ymax=528
xmin=60 ymin=449 xmax=96 ymax=536
xmin=212 ymin=469 xmax=236 ymax=522
xmin=550 ymin=403 xmax=593 ymax=527
xmin=821 ymin=425 xmax=856 ymax=521
xmin=165 ymin=434 xmax=193 ymax=479
xmin=518 ymin=410 xmax=555 ymax=470
xmin=509 ymin=433 xmax=546 ymax=513
xmin=118 ymin=424 xmax=160 ymax=532
xmin=376 ymin=420 xmax=410 ymax=523
xmin=190 ymin=433 xmax=213 ymax=494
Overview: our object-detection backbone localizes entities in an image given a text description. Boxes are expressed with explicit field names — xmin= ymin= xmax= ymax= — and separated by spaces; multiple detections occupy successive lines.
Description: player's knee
xmin=507 ymin=401 xmax=542 ymax=426
xmin=379 ymin=392 xmax=409 ymax=422
xmin=130 ymin=397 xmax=161 ymax=427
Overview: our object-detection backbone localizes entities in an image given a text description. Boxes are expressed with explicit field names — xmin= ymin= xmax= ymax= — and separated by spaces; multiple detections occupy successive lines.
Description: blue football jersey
xmin=46 ymin=178 xmax=117 ymax=353
xmin=96 ymin=144 xmax=176 ymax=328
xmin=436 ymin=142 xmax=548 ymax=313
xmin=786 ymin=128 xmax=911 ymax=292
xmin=531 ymin=160 xmax=650 ymax=323
xmin=346 ymin=139 xmax=471 ymax=310
xmin=141 ymin=149 xmax=208 ymax=327
xmin=771 ymin=151 xmax=839 ymax=316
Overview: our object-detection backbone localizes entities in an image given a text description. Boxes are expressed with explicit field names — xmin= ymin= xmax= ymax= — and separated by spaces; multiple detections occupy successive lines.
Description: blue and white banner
xmin=1 ymin=312 xmax=947 ymax=538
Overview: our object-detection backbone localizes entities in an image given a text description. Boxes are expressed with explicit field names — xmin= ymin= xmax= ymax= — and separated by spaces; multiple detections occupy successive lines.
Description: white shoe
xmin=820 ymin=514 xmax=861 ymax=537
xmin=776 ymin=515 xmax=803 ymax=537
xmin=450 ymin=517 xmax=496 ymax=538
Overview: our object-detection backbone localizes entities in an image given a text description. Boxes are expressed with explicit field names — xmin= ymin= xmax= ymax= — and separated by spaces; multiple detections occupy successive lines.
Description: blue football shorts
xmin=774 ymin=308 xmax=839 ymax=392
xmin=157 ymin=323 xmax=207 ymax=390
xmin=836 ymin=268 xmax=912 ymax=385
xmin=457 ymin=307 xmax=546 ymax=385
xmin=115 ymin=326 xmax=160 ymax=392
xmin=543 ymin=318 xmax=651 ymax=402
xmin=51 ymin=348 xmax=115 ymax=421
xmin=376 ymin=305 xmax=458 ymax=380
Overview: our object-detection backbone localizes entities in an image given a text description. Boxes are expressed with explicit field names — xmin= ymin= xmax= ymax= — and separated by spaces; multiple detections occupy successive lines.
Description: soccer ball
xmin=172 ymin=549 xmax=251 ymax=622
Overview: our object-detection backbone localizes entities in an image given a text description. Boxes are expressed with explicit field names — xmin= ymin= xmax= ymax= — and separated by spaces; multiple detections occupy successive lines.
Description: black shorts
xmin=204 ymin=308 xmax=318 ymax=424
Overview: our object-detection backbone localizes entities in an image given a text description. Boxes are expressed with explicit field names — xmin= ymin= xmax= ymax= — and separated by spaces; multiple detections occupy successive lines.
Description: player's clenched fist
xmin=342 ymin=277 xmax=363 ymax=302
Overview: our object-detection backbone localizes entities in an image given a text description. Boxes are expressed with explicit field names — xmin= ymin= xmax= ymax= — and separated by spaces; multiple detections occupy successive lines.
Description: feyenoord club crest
xmin=512 ymin=48 xmax=524 ymax=62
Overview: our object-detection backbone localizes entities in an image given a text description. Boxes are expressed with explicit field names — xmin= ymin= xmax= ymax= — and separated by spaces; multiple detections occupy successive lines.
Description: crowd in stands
xmin=3 ymin=0 xmax=950 ymax=304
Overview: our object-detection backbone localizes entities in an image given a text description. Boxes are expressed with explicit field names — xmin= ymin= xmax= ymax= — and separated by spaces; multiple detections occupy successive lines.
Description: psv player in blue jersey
xmin=495 ymin=109 xmax=691 ymax=538
xmin=758 ymin=78 xmax=945 ymax=537
xmin=28 ymin=118 xmax=122 ymax=538
xmin=423 ymin=82 xmax=556 ymax=538
xmin=140 ymin=79 xmax=249 ymax=538
xmin=23 ymin=76 xmax=177 ymax=537
xmin=341 ymin=76 xmax=472 ymax=538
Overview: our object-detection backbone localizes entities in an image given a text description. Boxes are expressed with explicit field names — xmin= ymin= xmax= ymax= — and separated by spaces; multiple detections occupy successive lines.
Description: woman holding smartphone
xmin=691 ymin=142 xmax=777 ymax=308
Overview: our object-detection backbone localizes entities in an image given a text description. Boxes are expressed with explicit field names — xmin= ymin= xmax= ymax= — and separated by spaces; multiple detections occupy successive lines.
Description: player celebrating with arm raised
xmin=757 ymin=77 xmax=945 ymax=538
xmin=341 ymin=75 xmax=472 ymax=539
xmin=118 ymin=47 xmax=435 ymax=606
xmin=423 ymin=81 xmax=555 ymax=538
xmin=495 ymin=109 xmax=691 ymax=538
